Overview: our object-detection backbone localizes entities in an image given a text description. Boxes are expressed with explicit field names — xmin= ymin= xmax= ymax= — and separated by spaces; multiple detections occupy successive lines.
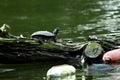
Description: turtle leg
xmin=52 ymin=36 xmax=57 ymax=42
xmin=38 ymin=37 xmax=44 ymax=44
xmin=53 ymin=38 xmax=57 ymax=42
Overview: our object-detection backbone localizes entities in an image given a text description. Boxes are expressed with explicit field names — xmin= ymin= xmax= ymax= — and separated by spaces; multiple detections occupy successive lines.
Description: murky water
xmin=0 ymin=0 xmax=120 ymax=80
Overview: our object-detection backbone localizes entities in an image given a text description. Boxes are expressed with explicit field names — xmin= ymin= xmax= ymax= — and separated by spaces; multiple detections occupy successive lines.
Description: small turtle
xmin=0 ymin=24 xmax=11 ymax=38
xmin=31 ymin=27 xmax=59 ymax=43
xmin=0 ymin=24 xmax=17 ymax=38
xmin=0 ymin=24 xmax=10 ymax=33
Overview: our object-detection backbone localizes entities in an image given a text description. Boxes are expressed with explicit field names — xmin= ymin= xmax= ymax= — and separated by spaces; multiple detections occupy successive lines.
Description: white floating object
xmin=0 ymin=68 xmax=15 ymax=73
xmin=47 ymin=64 xmax=76 ymax=80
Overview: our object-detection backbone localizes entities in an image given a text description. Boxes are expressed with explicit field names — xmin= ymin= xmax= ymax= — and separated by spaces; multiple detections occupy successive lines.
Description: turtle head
xmin=53 ymin=27 xmax=59 ymax=36
xmin=0 ymin=24 xmax=10 ymax=33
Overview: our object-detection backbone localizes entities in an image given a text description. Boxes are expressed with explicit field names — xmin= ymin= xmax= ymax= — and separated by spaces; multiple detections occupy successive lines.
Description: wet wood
xmin=84 ymin=42 xmax=103 ymax=58
xmin=0 ymin=36 xmax=119 ymax=64
xmin=0 ymin=37 xmax=87 ymax=63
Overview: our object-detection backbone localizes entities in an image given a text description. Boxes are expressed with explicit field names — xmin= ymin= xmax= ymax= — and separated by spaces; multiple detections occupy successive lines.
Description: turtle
xmin=0 ymin=24 xmax=11 ymax=38
xmin=0 ymin=24 xmax=10 ymax=33
xmin=0 ymin=24 xmax=17 ymax=38
xmin=30 ymin=27 xmax=59 ymax=43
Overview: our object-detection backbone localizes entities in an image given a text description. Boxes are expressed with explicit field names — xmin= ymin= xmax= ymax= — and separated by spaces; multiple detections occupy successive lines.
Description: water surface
xmin=0 ymin=0 xmax=120 ymax=80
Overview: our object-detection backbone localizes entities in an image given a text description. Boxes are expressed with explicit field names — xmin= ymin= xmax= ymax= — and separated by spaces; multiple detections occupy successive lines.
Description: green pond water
xmin=0 ymin=0 xmax=120 ymax=80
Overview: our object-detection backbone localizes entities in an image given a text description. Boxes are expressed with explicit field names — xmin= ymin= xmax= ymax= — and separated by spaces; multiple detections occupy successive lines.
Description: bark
xmin=0 ymin=36 xmax=118 ymax=64
xmin=0 ymin=38 xmax=87 ymax=63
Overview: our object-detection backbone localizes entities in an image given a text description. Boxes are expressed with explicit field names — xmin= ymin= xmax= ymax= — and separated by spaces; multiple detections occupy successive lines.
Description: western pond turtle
xmin=31 ymin=27 xmax=59 ymax=43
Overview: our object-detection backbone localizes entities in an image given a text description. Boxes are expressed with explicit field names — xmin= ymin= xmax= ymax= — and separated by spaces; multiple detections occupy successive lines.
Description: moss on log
xmin=0 ymin=37 xmax=87 ymax=63
xmin=84 ymin=42 xmax=103 ymax=58
xmin=0 ymin=36 xmax=118 ymax=64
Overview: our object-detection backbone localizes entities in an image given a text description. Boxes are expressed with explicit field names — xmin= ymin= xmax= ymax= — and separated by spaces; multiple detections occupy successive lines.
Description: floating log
xmin=0 ymin=34 xmax=119 ymax=65
xmin=83 ymin=42 xmax=104 ymax=64
xmin=0 ymin=37 xmax=87 ymax=63
xmin=84 ymin=42 xmax=103 ymax=58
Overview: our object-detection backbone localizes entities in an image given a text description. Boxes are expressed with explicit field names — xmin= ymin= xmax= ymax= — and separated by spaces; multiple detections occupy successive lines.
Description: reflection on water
xmin=85 ymin=64 xmax=114 ymax=76
xmin=74 ymin=0 xmax=120 ymax=41
xmin=0 ymin=63 xmax=120 ymax=80
xmin=0 ymin=0 xmax=120 ymax=41
xmin=0 ymin=63 xmax=59 ymax=80
xmin=82 ymin=75 xmax=93 ymax=80
xmin=47 ymin=75 xmax=76 ymax=80
xmin=76 ymin=63 xmax=120 ymax=80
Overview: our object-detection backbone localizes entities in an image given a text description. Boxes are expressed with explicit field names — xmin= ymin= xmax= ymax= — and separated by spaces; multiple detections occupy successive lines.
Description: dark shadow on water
xmin=0 ymin=61 xmax=67 ymax=80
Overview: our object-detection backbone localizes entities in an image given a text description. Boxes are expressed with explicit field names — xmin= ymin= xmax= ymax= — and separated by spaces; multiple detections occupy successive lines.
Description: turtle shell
xmin=31 ymin=31 xmax=55 ymax=37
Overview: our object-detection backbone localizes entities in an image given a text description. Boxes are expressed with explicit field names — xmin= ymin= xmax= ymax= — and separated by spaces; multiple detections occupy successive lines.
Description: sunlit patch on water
xmin=98 ymin=0 xmax=120 ymax=11
xmin=16 ymin=16 xmax=28 ymax=20
xmin=71 ymin=0 xmax=120 ymax=42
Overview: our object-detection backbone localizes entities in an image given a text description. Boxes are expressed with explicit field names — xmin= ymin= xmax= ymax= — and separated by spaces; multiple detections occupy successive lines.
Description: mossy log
xmin=88 ymin=36 xmax=120 ymax=51
xmin=84 ymin=42 xmax=103 ymax=58
xmin=83 ymin=42 xmax=104 ymax=64
xmin=0 ymin=36 xmax=119 ymax=64
xmin=0 ymin=37 xmax=87 ymax=63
